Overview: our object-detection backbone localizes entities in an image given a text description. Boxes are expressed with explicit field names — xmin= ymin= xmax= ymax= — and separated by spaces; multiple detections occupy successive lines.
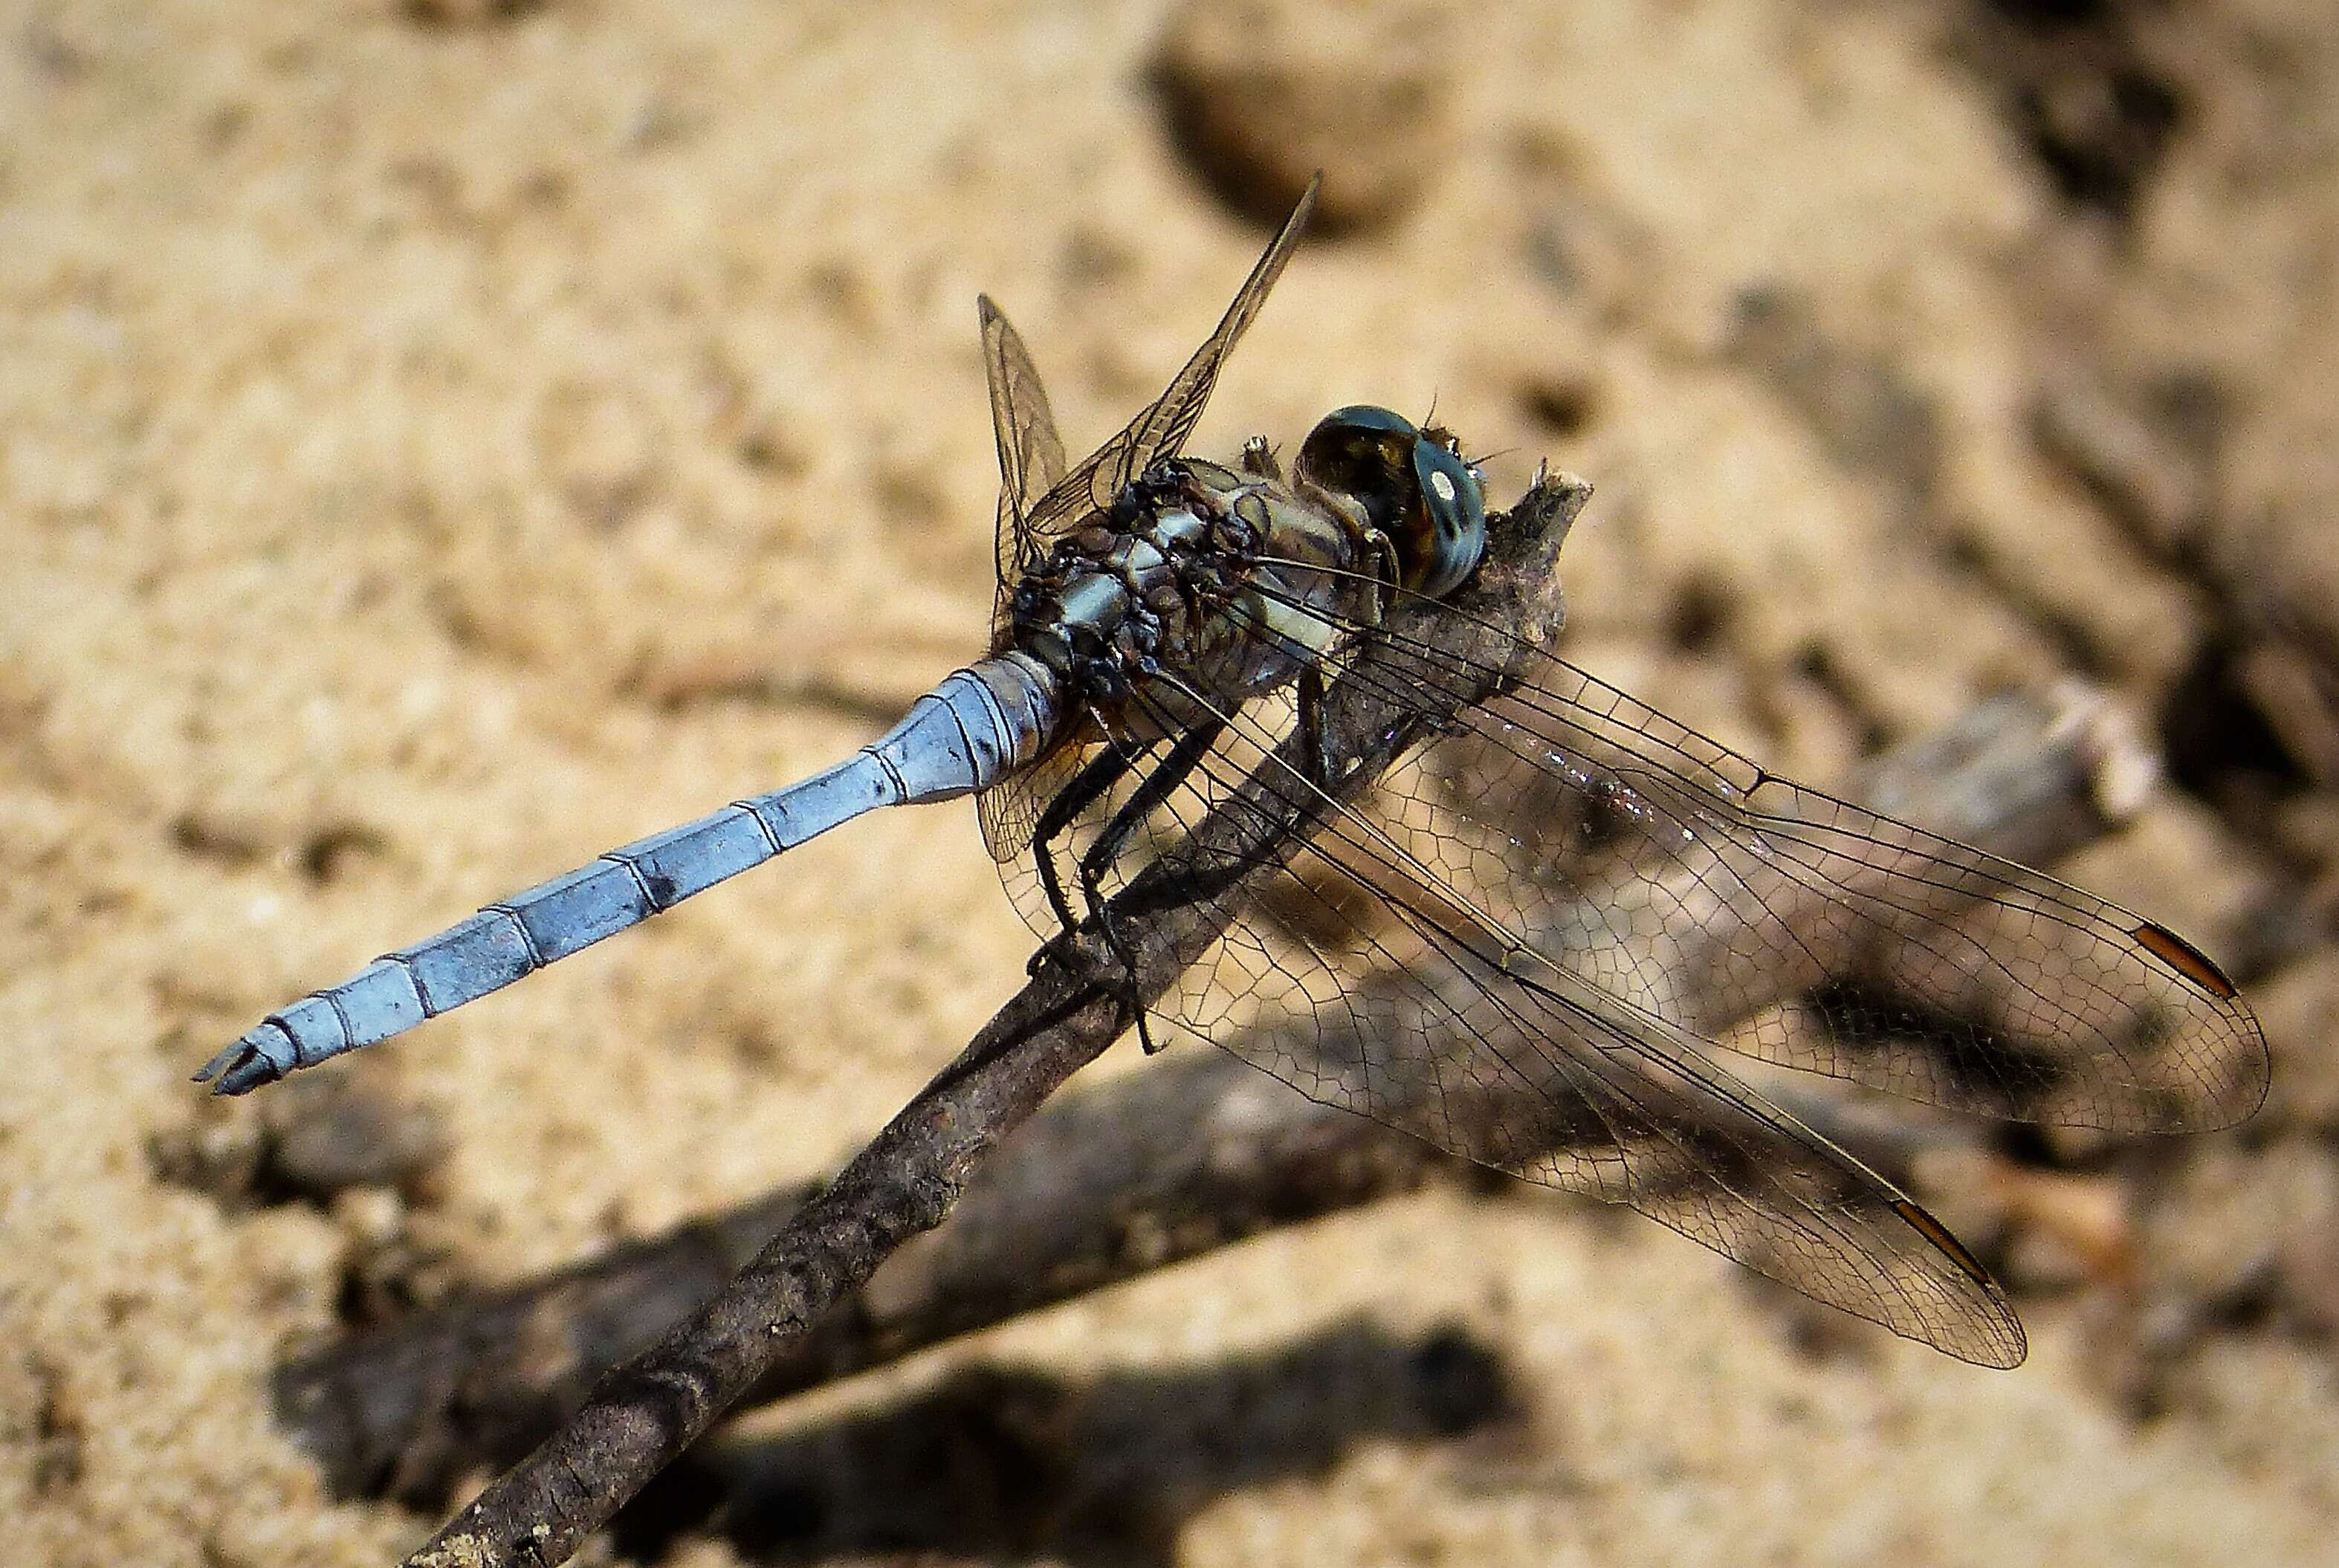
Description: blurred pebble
xmin=1991 ymin=1167 xmax=2137 ymax=1294
xmin=2248 ymin=959 xmax=2339 ymax=1132
xmin=403 ymin=0 xmax=546 ymax=26
xmin=151 ymin=1076 xmax=449 ymax=1208
xmin=260 ymin=1081 xmax=451 ymax=1208
xmin=2141 ymin=1138 xmax=2337 ymax=1312
xmin=1152 ymin=0 xmax=1458 ymax=233
xmin=2031 ymin=372 xmax=2222 ymax=562
xmin=262 ymin=1076 xmax=450 ymax=1202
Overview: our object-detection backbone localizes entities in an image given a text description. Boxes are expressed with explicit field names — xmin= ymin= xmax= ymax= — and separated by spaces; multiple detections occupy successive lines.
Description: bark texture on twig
xmin=295 ymin=674 xmax=2144 ymax=1508
xmin=398 ymin=473 xmax=1589 ymax=1568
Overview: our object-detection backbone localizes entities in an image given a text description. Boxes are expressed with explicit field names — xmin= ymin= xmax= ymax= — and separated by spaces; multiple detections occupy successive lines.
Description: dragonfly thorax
xmin=1006 ymin=455 xmax=1382 ymax=729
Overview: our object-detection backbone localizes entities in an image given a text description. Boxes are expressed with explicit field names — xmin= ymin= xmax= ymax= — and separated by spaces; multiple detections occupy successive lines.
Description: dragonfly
xmin=198 ymin=178 xmax=2268 ymax=1367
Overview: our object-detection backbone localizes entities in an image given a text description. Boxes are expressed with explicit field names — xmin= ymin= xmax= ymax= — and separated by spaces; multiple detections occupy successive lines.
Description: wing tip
xmin=1962 ymin=1323 xmax=2031 ymax=1371
xmin=1886 ymin=1196 xmax=2028 ymax=1369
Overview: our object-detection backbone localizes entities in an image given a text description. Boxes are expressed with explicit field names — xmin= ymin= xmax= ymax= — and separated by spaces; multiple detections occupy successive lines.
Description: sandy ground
xmin=5 ymin=1 xmax=2338 ymax=1564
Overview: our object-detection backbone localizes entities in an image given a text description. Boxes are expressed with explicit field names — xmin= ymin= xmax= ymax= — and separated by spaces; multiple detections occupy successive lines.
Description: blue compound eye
xmin=1408 ymin=435 xmax=1486 ymax=599
xmin=1295 ymin=406 xmax=1487 ymax=598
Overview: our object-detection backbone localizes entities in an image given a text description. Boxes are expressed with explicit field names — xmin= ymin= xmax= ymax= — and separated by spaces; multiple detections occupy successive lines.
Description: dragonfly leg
xmin=1296 ymin=665 xmax=1330 ymax=785
xmin=1029 ymin=740 xmax=1156 ymax=972
xmin=1107 ymin=674 xmax=1342 ymax=930
xmin=1073 ymin=719 xmax=1229 ymax=1054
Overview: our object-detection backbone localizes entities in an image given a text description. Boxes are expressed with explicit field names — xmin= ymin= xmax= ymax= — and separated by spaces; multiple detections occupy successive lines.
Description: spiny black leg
xmin=1132 ymin=673 xmax=1338 ymax=921
xmin=1107 ymin=683 xmax=1348 ymax=928
xmin=1075 ymin=719 xmax=1227 ymax=1054
xmin=1296 ymin=665 xmax=1330 ymax=788
xmin=1027 ymin=739 xmax=1153 ymax=977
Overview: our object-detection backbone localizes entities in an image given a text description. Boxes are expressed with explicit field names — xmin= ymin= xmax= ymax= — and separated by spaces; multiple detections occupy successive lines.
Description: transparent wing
xmin=1024 ymin=595 xmax=2264 ymax=1363
xmin=979 ymin=295 xmax=1068 ymax=629
xmin=1276 ymin=600 xmax=2271 ymax=1135
xmin=997 ymin=177 xmax=1319 ymax=595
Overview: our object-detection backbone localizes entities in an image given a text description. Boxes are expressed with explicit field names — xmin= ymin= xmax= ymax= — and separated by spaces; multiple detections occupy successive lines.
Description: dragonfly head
xmin=1295 ymin=406 xmax=1487 ymax=599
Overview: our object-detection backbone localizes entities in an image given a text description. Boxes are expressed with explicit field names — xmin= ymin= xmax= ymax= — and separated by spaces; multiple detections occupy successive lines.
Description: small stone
xmin=403 ymin=0 xmax=545 ymax=27
xmin=2141 ymin=1138 xmax=2337 ymax=1310
xmin=1153 ymin=0 xmax=1459 ymax=234
xmin=261 ymin=1077 xmax=451 ymax=1202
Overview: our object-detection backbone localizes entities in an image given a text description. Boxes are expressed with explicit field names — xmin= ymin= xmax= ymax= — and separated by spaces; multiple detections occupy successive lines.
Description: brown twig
xmin=396 ymin=473 xmax=1589 ymax=1567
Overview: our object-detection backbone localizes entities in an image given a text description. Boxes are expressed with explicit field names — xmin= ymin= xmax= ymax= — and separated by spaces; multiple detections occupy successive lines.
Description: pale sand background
xmin=6 ymin=2 xmax=2338 ymax=1564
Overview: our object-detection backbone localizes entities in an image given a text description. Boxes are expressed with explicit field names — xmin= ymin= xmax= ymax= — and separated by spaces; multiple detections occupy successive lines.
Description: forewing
xmin=1005 ymin=177 xmax=1320 ymax=574
xmin=979 ymin=296 xmax=1068 ymax=629
xmin=1255 ymin=595 xmax=2269 ymax=1135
